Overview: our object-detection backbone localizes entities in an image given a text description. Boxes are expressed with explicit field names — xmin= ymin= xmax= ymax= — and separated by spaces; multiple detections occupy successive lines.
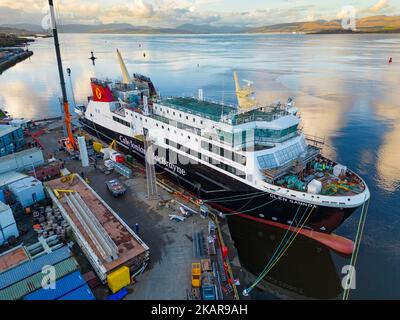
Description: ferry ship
xmin=76 ymin=50 xmax=370 ymax=234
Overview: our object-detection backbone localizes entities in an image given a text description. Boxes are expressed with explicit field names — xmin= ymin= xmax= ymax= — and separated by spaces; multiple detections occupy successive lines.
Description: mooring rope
xmin=342 ymin=195 xmax=370 ymax=300
xmin=243 ymin=206 xmax=315 ymax=296
xmin=222 ymin=198 xmax=278 ymax=216
xmin=203 ymin=190 xmax=267 ymax=203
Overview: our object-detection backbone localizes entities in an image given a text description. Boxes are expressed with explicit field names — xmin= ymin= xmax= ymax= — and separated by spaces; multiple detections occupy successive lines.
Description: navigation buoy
xmin=89 ymin=51 xmax=97 ymax=65
xmin=143 ymin=52 xmax=146 ymax=58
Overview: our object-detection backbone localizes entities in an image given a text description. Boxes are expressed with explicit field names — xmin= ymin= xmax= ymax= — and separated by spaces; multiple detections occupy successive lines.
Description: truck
xmin=106 ymin=179 xmax=127 ymax=197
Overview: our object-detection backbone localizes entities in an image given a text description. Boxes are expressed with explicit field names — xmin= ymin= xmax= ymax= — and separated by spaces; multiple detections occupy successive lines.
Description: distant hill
xmin=0 ymin=23 xmax=45 ymax=33
xmin=245 ymin=15 xmax=400 ymax=33
xmin=0 ymin=26 xmax=36 ymax=36
xmin=2 ymin=15 xmax=399 ymax=35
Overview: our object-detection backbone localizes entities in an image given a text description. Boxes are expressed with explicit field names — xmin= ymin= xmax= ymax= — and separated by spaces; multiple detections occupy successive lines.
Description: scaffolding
xmin=143 ymin=128 xmax=158 ymax=200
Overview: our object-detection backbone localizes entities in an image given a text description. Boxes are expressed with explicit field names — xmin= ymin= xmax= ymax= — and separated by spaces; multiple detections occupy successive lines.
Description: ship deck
xmin=161 ymin=97 xmax=236 ymax=120
xmin=269 ymin=155 xmax=366 ymax=197
xmin=160 ymin=97 xmax=289 ymax=124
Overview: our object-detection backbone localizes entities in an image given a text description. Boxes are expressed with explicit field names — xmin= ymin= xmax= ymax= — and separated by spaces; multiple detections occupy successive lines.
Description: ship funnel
xmin=116 ymin=49 xmax=132 ymax=84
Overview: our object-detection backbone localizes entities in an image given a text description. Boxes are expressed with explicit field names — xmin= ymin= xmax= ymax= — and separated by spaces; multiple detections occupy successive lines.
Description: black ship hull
xmin=80 ymin=118 xmax=357 ymax=234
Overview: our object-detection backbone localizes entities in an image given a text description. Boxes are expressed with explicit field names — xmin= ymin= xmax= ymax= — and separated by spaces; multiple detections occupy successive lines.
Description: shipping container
xmin=0 ymin=125 xmax=25 ymax=157
xmin=0 ymin=246 xmax=71 ymax=290
xmin=0 ymin=201 xmax=18 ymax=245
xmin=57 ymin=284 xmax=95 ymax=300
xmin=0 ymin=258 xmax=78 ymax=300
xmin=27 ymin=162 xmax=61 ymax=181
xmin=24 ymin=270 xmax=86 ymax=300
xmin=8 ymin=176 xmax=45 ymax=208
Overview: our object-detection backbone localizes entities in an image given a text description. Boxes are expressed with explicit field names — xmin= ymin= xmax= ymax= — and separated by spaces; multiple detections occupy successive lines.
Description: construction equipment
xmin=116 ymin=49 xmax=132 ymax=84
xmin=60 ymin=173 xmax=77 ymax=185
xmin=143 ymin=128 xmax=158 ymax=199
xmin=48 ymin=0 xmax=77 ymax=151
xmin=233 ymin=71 xmax=257 ymax=112
xmin=191 ymin=262 xmax=201 ymax=288
xmin=109 ymin=139 xmax=117 ymax=151
xmin=58 ymin=138 xmax=75 ymax=154
xmin=53 ymin=189 xmax=76 ymax=199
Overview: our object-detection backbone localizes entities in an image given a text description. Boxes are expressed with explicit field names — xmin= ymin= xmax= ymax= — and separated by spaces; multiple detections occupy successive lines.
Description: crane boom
xmin=48 ymin=0 xmax=76 ymax=150
xmin=116 ymin=49 xmax=132 ymax=84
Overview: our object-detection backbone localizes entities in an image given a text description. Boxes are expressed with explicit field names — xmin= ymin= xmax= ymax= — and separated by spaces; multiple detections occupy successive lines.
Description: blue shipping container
xmin=58 ymin=284 xmax=95 ymax=301
xmin=24 ymin=271 xmax=86 ymax=300
xmin=0 ymin=246 xmax=71 ymax=290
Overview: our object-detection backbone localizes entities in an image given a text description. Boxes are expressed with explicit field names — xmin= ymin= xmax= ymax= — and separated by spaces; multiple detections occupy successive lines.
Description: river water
xmin=0 ymin=33 xmax=399 ymax=299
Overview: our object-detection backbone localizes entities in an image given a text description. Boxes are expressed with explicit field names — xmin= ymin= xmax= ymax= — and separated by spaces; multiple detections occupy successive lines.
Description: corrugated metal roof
xmin=0 ymin=246 xmax=71 ymax=290
xmin=0 ymin=200 xmax=10 ymax=212
xmin=0 ymin=147 xmax=42 ymax=163
xmin=0 ymin=125 xmax=19 ymax=137
xmin=0 ymin=258 xmax=78 ymax=300
xmin=58 ymin=284 xmax=95 ymax=300
xmin=24 ymin=270 xmax=86 ymax=300
xmin=8 ymin=176 xmax=42 ymax=191
xmin=0 ymin=171 xmax=28 ymax=188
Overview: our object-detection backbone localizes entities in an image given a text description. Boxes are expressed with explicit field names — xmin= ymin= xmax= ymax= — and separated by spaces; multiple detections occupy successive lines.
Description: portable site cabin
xmin=0 ymin=201 xmax=19 ymax=245
xmin=8 ymin=176 xmax=45 ymax=208
xmin=0 ymin=125 xmax=25 ymax=157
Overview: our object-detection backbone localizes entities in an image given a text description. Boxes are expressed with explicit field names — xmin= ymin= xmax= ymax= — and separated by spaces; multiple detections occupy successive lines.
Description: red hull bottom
xmin=236 ymin=213 xmax=354 ymax=255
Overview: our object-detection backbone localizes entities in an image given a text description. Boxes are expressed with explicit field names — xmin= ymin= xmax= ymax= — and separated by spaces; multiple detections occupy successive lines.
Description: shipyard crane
xmin=48 ymin=0 xmax=77 ymax=152
xmin=116 ymin=49 xmax=133 ymax=84
xmin=233 ymin=71 xmax=258 ymax=112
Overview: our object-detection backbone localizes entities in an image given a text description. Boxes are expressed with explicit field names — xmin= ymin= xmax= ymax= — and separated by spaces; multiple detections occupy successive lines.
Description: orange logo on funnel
xmin=95 ymin=87 xmax=102 ymax=100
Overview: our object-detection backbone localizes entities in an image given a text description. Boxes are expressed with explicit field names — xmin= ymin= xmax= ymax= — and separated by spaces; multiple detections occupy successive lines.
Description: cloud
xmin=368 ymin=0 xmax=390 ymax=14
xmin=0 ymin=0 xmax=398 ymax=28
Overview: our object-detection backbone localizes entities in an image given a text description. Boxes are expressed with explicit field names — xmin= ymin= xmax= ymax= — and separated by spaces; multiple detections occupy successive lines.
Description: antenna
xmin=116 ymin=49 xmax=132 ymax=84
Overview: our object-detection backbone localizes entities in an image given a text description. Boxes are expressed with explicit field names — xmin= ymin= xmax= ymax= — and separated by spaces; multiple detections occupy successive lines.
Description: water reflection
xmin=228 ymin=216 xmax=343 ymax=300
xmin=1 ymin=33 xmax=399 ymax=297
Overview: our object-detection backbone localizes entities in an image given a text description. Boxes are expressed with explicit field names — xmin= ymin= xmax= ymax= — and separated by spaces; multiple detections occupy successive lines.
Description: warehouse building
xmin=0 ymin=148 xmax=44 ymax=175
xmin=0 ymin=246 xmax=95 ymax=300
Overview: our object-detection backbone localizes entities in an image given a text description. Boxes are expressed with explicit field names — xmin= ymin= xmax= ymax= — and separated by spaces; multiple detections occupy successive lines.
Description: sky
xmin=0 ymin=0 xmax=398 ymax=27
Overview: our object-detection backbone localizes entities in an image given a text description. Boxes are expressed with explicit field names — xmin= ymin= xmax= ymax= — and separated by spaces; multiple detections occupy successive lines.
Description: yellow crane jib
xmin=109 ymin=139 xmax=117 ymax=150
xmin=53 ymin=189 xmax=76 ymax=199
xmin=116 ymin=49 xmax=132 ymax=85
xmin=233 ymin=71 xmax=258 ymax=112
